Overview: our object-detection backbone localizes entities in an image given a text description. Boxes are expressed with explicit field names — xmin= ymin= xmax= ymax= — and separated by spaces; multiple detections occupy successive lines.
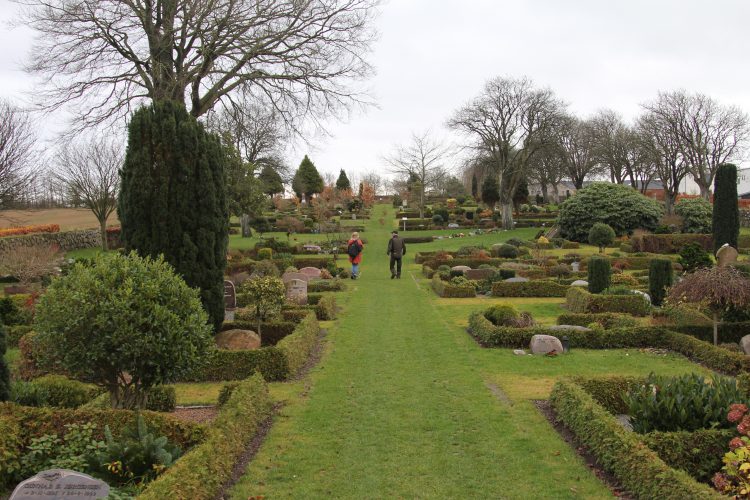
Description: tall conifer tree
xmin=336 ymin=169 xmax=351 ymax=191
xmin=119 ymin=100 xmax=228 ymax=331
xmin=712 ymin=163 xmax=739 ymax=252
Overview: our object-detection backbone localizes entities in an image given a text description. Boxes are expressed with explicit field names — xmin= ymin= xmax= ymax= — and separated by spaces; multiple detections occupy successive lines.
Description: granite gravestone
xmin=286 ymin=278 xmax=308 ymax=305
xmin=716 ymin=244 xmax=739 ymax=267
xmin=299 ymin=267 xmax=322 ymax=279
xmin=529 ymin=334 xmax=564 ymax=355
xmin=223 ymin=280 xmax=236 ymax=322
xmin=10 ymin=469 xmax=109 ymax=499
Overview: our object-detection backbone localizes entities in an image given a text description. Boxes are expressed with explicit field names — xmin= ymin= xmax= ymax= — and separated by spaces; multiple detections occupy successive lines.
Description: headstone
xmin=571 ymin=261 xmax=580 ymax=273
xmin=504 ymin=277 xmax=529 ymax=283
xmin=465 ymin=269 xmax=495 ymax=281
xmin=286 ymin=278 xmax=308 ymax=305
xmin=448 ymin=223 xmax=460 ymax=229
xmin=513 ymin=349 xmax=526 ymax=356
xmin=451 ymin=265 xmax=472 ymax=273
xmin=230 ymin=272 xmax=251 ymax=286
xmin=529 ymin=334 xmax=564 ymax=355
xmin=10 ymin=469 xmax=109 ymax=500
xmin=633 ymin=290 xmax=651 ymax=304
xmin=223 ymin=280 xmax=236 ymax=310
xmin=548 ymin=325 xmax=592 ymax=332
xmin=740 ymin=335 xmax=750 ymax=355
xmin=215 ymin=329 xmax=260 ymax=350
xmin=716 ymin=244 xmax=739 ymax=267
xmin=570 ymin=280 xmax=588 ymax=287
xmin=282 ymin=272 xmax=309 ymax=284
xmin=303 ymin=244 xmax=322 ymax=253
xmin=299 ymin=267 xmax=322 ymax=279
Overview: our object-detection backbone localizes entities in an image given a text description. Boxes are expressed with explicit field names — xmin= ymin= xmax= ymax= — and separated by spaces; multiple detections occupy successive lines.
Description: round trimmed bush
xmin=588 ymin=223 xmax=616 ymax=253
xmin=493 ymin=244 xmax=518 ymax=259
xmin=484 ymin=305 xmax=519 ymax=326
xmin=558 ymin=183 xmax=663 ymax=242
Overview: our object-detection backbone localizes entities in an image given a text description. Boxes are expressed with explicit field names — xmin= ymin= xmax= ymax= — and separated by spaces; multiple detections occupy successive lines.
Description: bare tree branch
xmin=0 ymin=99 xmax=37 ymax=210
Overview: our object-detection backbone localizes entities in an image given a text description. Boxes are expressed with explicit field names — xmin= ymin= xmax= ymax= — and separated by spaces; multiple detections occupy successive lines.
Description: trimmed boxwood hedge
xmin=431 ymin=275 xmax=476 ymax=298
xmin=556 ymin=313 xmax=638 ymax=329
xmin=549 ymin=379 xmax=722 ymax=499
xmin=308 ymin=279 xmax=346 ymax=292
xmin=642 ymin=429 xmax=734 ymax=483
xmin=631 ymin=233 xmax=713 ymax=254
xmin=0 ymin=403 xmax=205 ymax=489
xmin=566 ymin=287 xmax=650 ymax=316
xmin=138 ymin=373 xmax=272 ymax=500
xmin=277 ymin=308 xmax=321 ymax=376
xmin=672 ymin=321 xmax=750 ymax=344
xmin=491 ymin=280 xmax=568 ymax=298
xmin=402 ymin=236 xmax=434 ymax=244
xmin=221 ymin=320 xmax=296 ymax=347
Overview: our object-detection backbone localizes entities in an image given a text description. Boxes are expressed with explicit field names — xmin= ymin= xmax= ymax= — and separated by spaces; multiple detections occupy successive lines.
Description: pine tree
xmin=713 ymin=163 xmax=739 ymax=252
xmin=0 ymin=322 xmax=9 ymax=402
xmin=258 ymin=164 xmax=284 ymax=197
xmin=471 ymin=173 xmax=478 ymax=199
xmin=119 ymin=100 xmax=228 ymax=332
xmin=294 ymin=155 xmax=324 ymax=201
xmin=481 ymin=176 xmax=500 ymax=208
xmin=336 ymin=169 xmax=351 ymax=191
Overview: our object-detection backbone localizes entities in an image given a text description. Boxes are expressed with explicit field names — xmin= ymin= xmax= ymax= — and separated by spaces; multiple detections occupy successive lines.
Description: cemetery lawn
xmin=230 ymin=205 xmax=707 ymax=499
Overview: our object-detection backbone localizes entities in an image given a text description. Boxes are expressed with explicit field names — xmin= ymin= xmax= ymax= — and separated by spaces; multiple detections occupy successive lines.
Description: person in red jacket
xmin=347 ymin=231 xmax=364 ymax=279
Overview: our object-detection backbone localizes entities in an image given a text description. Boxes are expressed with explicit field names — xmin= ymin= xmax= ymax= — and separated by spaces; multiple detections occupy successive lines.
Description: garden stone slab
xmin=633 ymin=290 xmax=651 ymax=304
xmin=299 ymin=267 xmax=323 ymax=279
xmin=504 ymin=277 xmax=529 ymax=283
xmin=215 ymin=329 xmax=260 ymax=350
xmin=529 ymin=334 xmax=564 ymax=355
xmin=547 ymin=325 xmax=592 ymax=332
xmin=570 ymin=280 xmax=588 ymax=287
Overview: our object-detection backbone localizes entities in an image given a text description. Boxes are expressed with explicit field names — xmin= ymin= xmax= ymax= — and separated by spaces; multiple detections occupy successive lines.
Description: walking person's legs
xmin=351 ymin=262 xmax=359 ymax=279
xmin=396 ymin=257 xmax=402 ymax=278
xmin=390 ymin=256 xmax=397 ymax=278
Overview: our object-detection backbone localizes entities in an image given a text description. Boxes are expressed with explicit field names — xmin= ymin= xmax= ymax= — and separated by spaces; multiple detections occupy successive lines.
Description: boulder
xmin=504 ymin=277 xmax=529 ymax=283
xmin=215 ymin=329 xmax=260 ymax=350
xmin=530 ymin=334 xmax=564 ymax=355
xmin=741 ymin=335 xmax=750 ymax=355
xmin=570 ymin=280 xmax=588 ymax=287
xmin=303 ymin=244 xmax=322 ymax=253
xmin=299 ymin=267 xmax=322 ymax=279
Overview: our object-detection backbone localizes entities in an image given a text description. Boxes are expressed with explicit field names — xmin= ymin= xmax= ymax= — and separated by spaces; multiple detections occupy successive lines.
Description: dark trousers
xmin=390 ymin=256 xmax=402 ymax=276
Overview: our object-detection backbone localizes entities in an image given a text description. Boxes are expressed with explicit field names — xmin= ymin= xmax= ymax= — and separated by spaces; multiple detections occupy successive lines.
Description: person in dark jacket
xmin=386 ymin=231 xmax=406 ymax=279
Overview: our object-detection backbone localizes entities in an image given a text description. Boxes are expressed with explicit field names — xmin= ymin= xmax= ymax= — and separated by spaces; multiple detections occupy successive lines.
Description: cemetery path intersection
xmin=230 ymin=205 xmax=615 ymax=499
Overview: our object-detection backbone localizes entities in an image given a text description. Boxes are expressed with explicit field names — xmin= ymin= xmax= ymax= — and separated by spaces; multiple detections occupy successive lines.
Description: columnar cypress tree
xmin=649 ymin=259 xmax=674 ymax=307
xmin=0 ymin=323 xmax=9 ymax=401
xmin=471 ymin=173 xmax=478 ymax=199
xmin=713 ymin=163 xmax=739 ymax=252
xmin=588 ymin=257 xmax=611 ymax=294
xmin=119 ymin=100 xmax=228 ymax=332
xmin=336 ymin=169 xmax=351 ymax=191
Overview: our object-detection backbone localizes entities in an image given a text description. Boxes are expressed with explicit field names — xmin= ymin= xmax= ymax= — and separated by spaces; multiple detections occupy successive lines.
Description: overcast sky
xmin=2 ymin=0 xmax=750 ymax=181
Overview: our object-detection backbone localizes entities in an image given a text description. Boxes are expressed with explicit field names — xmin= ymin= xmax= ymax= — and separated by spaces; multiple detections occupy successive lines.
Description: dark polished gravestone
xmin=10 ymin=469 xmax=109 ymax=499
xmin=224 ymin=280 xmax=236 ymax=322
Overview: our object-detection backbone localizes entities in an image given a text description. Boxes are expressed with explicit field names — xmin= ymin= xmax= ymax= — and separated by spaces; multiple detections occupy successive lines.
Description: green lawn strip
xmin=400 ymin=227 xmax=539 ymax=252
xmin=172 ymin=382 xmax=225 ymax=406
xmin=230 ymin=205 xmax=612 ymax=499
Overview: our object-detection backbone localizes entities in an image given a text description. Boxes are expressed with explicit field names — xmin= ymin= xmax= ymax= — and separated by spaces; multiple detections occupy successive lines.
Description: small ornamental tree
xmin=336 ymin=169 xmax=351 ymax=191
xmin=34 ymin=252 xmax=212 ymax=409
xmin=649 ymin=259 xmax=674 ymax=306
xmin=667 ymin=266 xmax=750 ymax=345
xmin=241 ymin=276 xmax=285 ymax=337
xmin=588 ymin=256 xmax=611 ymax=294
xmin=0 ymin=322 xmax=10 ymax=402
xmin=713 ymin=163 xmax=740 ymax=252
xmin=588 ymin=223 xmax=616 ymax=254
xmin=481 ymin=176 xmax=500 ymax=209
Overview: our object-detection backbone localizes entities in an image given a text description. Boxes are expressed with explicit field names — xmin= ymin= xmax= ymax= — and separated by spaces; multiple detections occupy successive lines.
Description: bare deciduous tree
xmin=556 ymin=115 xmax=602 ymax=190
xmin=17 ymin=0 xmax=379 ymax=131
xmin=384 ymin=131 xmax=452 ymax=218
xmin=0 ymin=100 xmax=37 ymax=210
xmin=642 ymin=91 xmax=749 ymax=199
xmin=55 ymin=138 xmax=122 ymax=250
xmin=526 ymin=141 xmax=565 ymax=203
xmin=448 ymin=76 xmax=564 ymax=229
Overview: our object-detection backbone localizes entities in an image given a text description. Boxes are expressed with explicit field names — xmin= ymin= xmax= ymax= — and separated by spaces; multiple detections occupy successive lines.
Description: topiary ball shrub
xmin=432 ymin=214 xmax=444 ymax=225
xmin=483 ymin=305 xmax=520 ymax=326
xmin=649 ymin=259 xmax=674 ymax=307
xmin=493 ymin=244 xmax=518 ymax=259
xmin=588 ymin=257 xmax=611 ymax=294
xmin=558 ymin=182 xmax=663 ymax=242
xmin=674 ymin=198 xmax=712 ymax=234
xmin=679 ymin=243 xmax=712 ymax=273
xmin=34 ymin=252 xmax=212 ymax=409
xmin=506 ymin=238 xmax=524 ymax=248
xmin=257 ymin=248 xmax=273 ymax=260
xmin=588 ymin=223 xmax=616 ymax=253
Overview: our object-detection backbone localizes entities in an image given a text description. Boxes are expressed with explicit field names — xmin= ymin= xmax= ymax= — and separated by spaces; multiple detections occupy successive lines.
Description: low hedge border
xmin=549 ymin=379 xmax=722 ymax=499
xmin=221 ymin=320 xmax=296 ymax=347
xmin=0 ymin=403 xmax=205 ymax=489
xmin=566 ymin=287 xmax=651 ymax=316
xmin=137 ymin=373 xmax=273 ymax=500
xmin=431 ymin=275 xmax=476 ymax=298
xmin=308 ymin=279 xmax=346 ymax=292
xmin=672 ymin=322 xmax=750 ymax=344
xmin=556 ymin=313 xmax=638 ymax=329
xmin=491 ymin=280 xmax=568 ymax=298
xmin=642 ymin=428 xmax=734 ymax=483
xmin=277 ymin=311 xmax=321 ymax=377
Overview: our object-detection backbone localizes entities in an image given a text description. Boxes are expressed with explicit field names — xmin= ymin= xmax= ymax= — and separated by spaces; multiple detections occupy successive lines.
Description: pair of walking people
xmin=346 ymin=231 xmax=406 ymax=279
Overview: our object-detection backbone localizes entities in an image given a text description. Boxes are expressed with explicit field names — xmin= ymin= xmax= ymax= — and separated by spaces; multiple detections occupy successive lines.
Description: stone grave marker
xmin=571 ymin=261 xmax=580 ymax=273
xmin=716 ymin=244 xmax=739 ymax=267
xmin=282 ymin=272 xmax=309 ymax=284
xmin=299 ymin=267 xmax=322 ymax=279
xmin=451 ymin=265 xmax=472 ymax=273
xmin=741 ymin=335 xmax=750 ymax=355
xmin=286 ymin=278 xmax=308 ymax=305
xmin=303 ymin=244 xmax=322 ymax=253
xmin=215 ymin=329 xmax=260 ymax=350
xmin=570 ymin=280 xmax=588 ymax=287
xmin=504 ymin=276 xmax=529 ymax=283
xmin=224 ymin=280 xmax=236 ymax=322
xmin=11 ymin=469 xmax=110 ymax=499
xmin=529 ymin=334 xmax=564 ymax=355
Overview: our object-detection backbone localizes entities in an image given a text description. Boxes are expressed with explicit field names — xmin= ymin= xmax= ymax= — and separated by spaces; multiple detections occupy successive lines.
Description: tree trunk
xmin=541 ymin=183 xmax=549 ymax=204
xmin=240 ymin=214 xmax=252 ymax=237
xmin=501 ymin=202 xmax=514 ymax=230
xmin=419 ymin=187 xmax=425 ymax=219
xmin=713 ymin=311 xmax=719 ymax=346
xmin=699 ymin=182 xmax=711 ymax=201
xmin=99 ymin=217 xmax=109 ymax=251
xmin=663 ymin=190 xmax=675 ymax=215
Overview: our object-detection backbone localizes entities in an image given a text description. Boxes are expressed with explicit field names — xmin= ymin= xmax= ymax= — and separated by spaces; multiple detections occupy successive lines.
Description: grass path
xmin=230 ymin=205 xmax=614 ymax=499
